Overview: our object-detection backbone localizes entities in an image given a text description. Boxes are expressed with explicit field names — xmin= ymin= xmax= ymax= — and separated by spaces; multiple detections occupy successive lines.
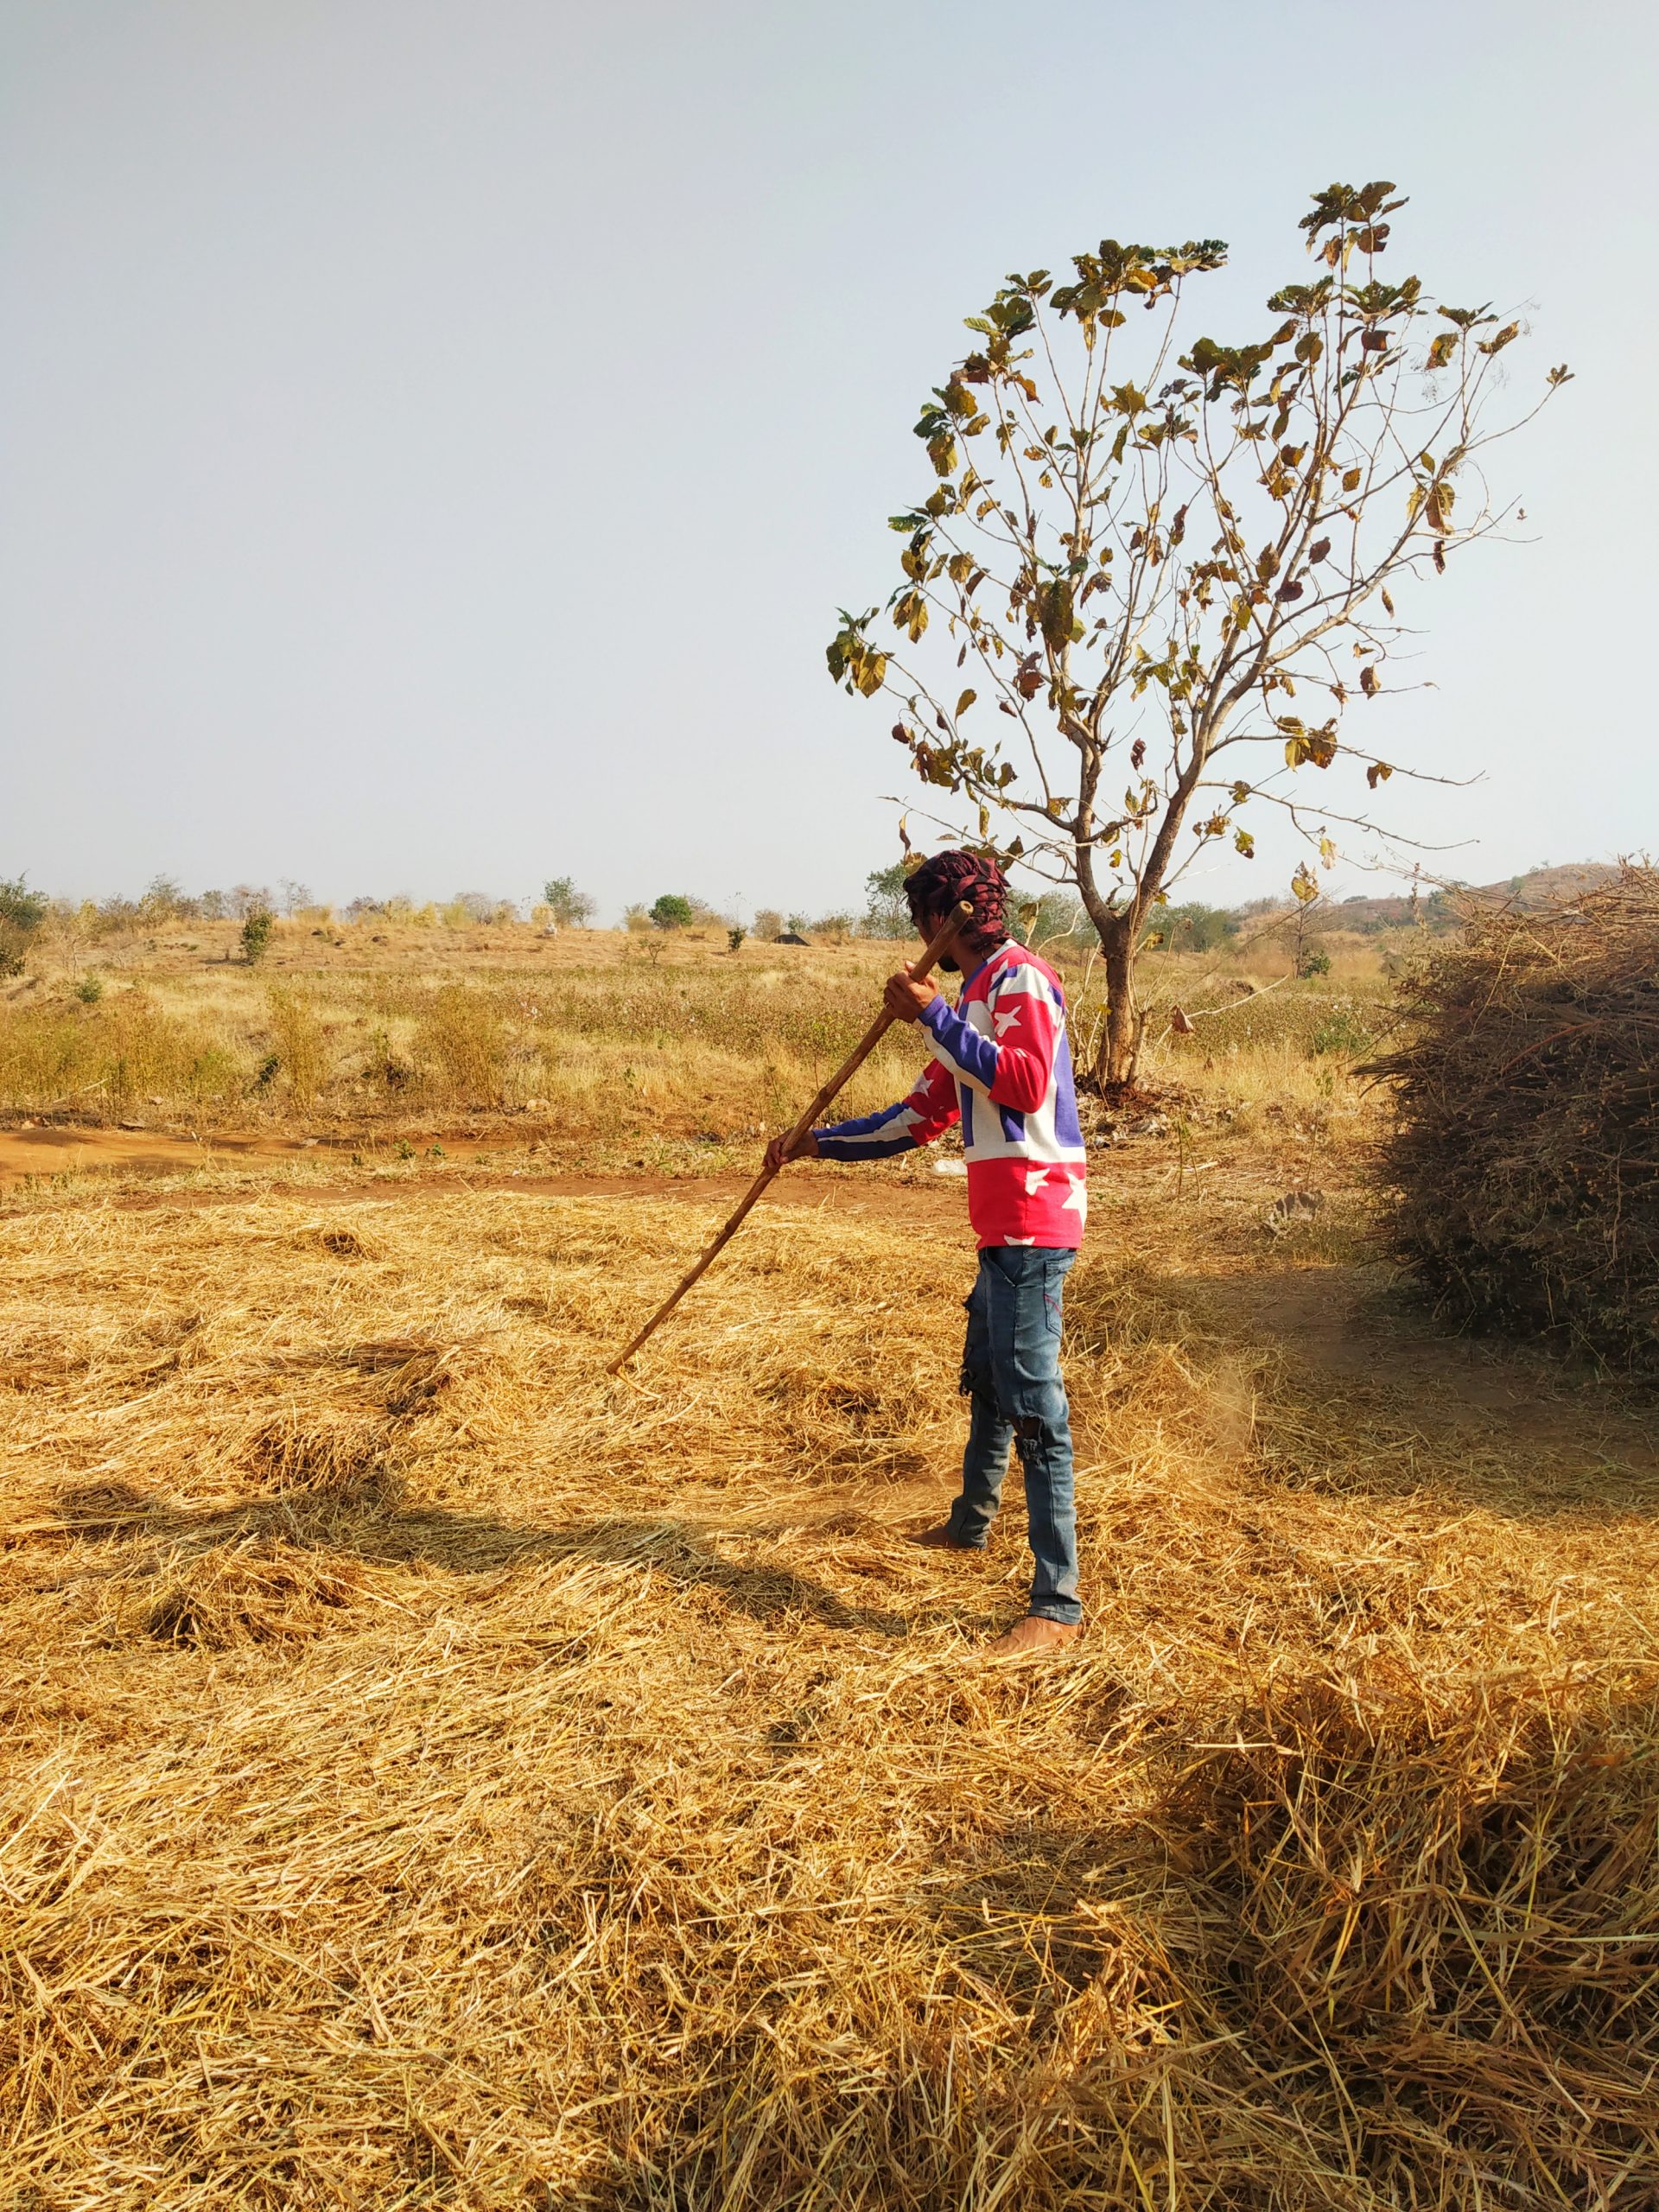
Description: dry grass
xmin=3 ymin=1178 xmax=1656 ymax=2207
xmin=0 ymin=939 xmax=929 ymax=1139
xmin=1 ymin=923 xmax=1395 ymax=1160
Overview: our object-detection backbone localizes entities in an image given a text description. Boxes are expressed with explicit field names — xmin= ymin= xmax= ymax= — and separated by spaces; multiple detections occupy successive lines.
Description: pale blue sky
xmin=3 ymin=1 xmax=1653 ymax=919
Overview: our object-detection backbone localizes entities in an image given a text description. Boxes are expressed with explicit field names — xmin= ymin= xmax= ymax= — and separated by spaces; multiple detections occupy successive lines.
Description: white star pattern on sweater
xmin=809 ymin=941 xmax=1084 ymax=1249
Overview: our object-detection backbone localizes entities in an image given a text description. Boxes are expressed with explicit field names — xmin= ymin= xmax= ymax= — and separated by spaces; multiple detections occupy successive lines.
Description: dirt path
xmin=0 ymin=1125 xmax=976 ymax=1235
xmin=0 ymin=1122 xmax=516 ymax=1188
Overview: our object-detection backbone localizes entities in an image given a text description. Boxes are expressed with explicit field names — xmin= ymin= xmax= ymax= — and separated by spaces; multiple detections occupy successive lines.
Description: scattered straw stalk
xmin=2 ymin=1186 xmax=1656 ymax=2205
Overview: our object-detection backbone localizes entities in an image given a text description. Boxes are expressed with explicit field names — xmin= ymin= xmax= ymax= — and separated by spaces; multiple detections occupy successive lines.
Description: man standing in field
xmin=765 ymin=851 xmax=1086 ymax=1654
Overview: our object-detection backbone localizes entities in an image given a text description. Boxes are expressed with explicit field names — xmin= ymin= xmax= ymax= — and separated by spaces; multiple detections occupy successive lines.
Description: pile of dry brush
xmin=1374 ymin=862 xmax=1659 ymax=1369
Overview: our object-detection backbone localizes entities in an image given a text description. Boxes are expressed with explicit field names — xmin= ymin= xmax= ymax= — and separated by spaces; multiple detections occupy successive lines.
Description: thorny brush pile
xmin=1373 ymin=862 xmax=1659 ymax=1370
xmin=3 ymin=1182 xmax=1656 ymax=2207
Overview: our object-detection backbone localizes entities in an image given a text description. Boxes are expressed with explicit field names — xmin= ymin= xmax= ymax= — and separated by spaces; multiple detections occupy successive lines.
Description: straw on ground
xmin=3 ymin=1179 xmax=1656 ymax=2208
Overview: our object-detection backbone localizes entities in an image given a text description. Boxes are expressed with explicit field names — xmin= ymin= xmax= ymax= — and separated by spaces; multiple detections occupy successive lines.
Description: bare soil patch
xmin=1188 ymin=1260 xmax=1659 ymax=1484
xmin=0 ymin=1121 xmax=521 ymax=1189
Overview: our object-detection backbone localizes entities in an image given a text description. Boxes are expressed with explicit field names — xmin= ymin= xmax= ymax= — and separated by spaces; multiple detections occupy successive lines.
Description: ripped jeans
xmin=948 ymin=1245 xmax=1081 ymax=1625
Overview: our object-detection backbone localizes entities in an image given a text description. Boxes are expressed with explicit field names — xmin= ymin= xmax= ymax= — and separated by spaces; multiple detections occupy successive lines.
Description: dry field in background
xmin=0 ymin=919 xmax=1391 ymax=1174
xmin=3 ymin=1128 xmax=1658 ymax=2205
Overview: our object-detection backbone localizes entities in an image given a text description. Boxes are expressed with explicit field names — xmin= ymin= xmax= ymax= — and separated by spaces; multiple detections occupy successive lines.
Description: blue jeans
xmin=948 ymin=1246 xmax=1081 ymax=1625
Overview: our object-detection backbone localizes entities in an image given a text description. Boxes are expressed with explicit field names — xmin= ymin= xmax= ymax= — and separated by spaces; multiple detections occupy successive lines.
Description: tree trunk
xmin=1096 ymin=915 xmax=1144 ymax=1091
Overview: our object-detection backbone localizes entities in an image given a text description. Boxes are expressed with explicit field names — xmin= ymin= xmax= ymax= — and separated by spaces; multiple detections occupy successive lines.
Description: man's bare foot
xmin=987 ymin=1615 xmax=1081 ymax=1656
xmin=906 ymin=1524 xmax=979 ymax=1554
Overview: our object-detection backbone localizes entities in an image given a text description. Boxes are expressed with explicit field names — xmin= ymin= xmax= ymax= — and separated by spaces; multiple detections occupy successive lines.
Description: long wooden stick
xmin=607 ymin=899 xmax=974 ymax=1373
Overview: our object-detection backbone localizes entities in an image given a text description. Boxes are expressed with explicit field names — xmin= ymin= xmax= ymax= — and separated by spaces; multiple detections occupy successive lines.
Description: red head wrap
xmin=903 ymin=850 xmax=1010 ymax=948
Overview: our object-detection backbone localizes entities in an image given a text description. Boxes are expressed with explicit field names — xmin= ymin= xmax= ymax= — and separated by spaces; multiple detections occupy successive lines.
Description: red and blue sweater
xmin=814 ymin=941 xmax=1087 ymax=1249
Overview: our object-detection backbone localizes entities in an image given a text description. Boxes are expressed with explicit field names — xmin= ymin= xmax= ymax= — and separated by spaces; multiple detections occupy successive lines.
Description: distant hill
xmin=1313 ymin=862 xmax=1618 ymax=936
xmin=1466 ymin=862 xmax=1622 ymax=910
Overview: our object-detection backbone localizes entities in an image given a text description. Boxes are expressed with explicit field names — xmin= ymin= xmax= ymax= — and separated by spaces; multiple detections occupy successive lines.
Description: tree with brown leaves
xmin=829 ymin=181 xmax=1569 ymax=1085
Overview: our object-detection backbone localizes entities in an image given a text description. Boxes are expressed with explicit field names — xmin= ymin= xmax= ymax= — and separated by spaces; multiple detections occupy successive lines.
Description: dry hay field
xmin=3 ymin=927 xmax=1659 ymax=2208
xmin=0 ymin=915 xmax=1388 ymax=1179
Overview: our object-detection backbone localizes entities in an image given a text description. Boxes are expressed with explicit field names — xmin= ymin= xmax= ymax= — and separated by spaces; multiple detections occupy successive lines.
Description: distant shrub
xmin=264 ymin=988 xmax=329 ymax=1110
xmin=74 ymin=975 xmax=105 ymax=1005
xmin=137 ymin=875 xmax=189 ymax=926
xmin=0 ymin=877 xmax=47 ymax=976
xmin=862 ymin=862 xmax=912 ymax=938
xmin=241 ymin=910 xmax=275 ymax=965
xmin=543 ymin=876 xmax=595 ymax=928
xmin=1149 ymin=902 xmax=1239 ymax=954
xmin=1310 ymin=1005 xmax=1374 ymax=1058
xmin=0 ymin=988 xmax=241 ymax=1114
xmin=437 ymin=889 xmax=498 ymax=925
xmin=415 ymin=985 xmax=510 ymax=1106
xmin=753 ymin=909 xmax=785 ymax=943
xmin=360 ymin=1026 xmax=414 ymax=1094
xmin=188 ymin=1045 xmax=242 ymax=1105
xmin=651 ymin=894 xmax=694 ymax=931
xmin=0 ymin=878 xmax=50 ymax=938
xmin=728 ymin=926 xmax=746 ymax=953
xmin=89 ymin=895 xmax=138 ymax=937
xmin=441 ymin=892 xmax=518 ymax=927
xmin=346 ymin=895 xmax=438 ymax=928
xmin=1023 ymin=892 xmax=1088 ymax=950
xmin=623 ymin=905 xmax=652 ymax=935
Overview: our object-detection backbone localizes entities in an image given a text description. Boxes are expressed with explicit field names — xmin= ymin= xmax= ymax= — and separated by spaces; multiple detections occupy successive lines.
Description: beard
xmin=913 ymin=906 xmax=1005 ymax=973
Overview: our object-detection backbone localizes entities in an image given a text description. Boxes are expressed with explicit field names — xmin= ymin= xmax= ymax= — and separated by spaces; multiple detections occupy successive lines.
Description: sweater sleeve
xmin=813 ymin=1057 xmax=960 ymax=1160
xmin=918 ymin=959 xmax=1063 ymax=1114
